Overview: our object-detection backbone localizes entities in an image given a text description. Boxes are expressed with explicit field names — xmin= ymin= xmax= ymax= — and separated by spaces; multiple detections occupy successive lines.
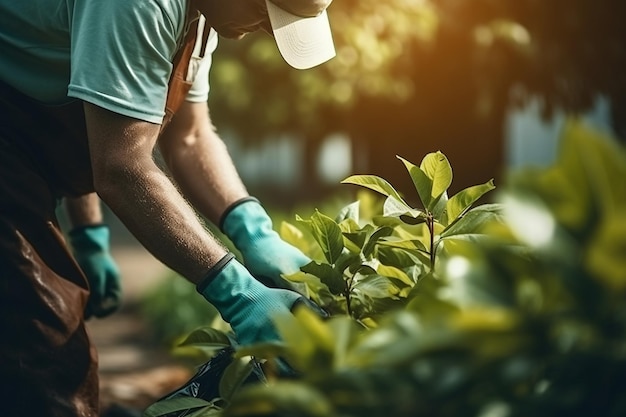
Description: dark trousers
xmin=0 ymin=80 xmax=99 ymax=417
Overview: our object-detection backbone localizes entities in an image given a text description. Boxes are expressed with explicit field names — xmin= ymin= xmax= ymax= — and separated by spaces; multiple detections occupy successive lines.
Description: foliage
xmin=281 ymin=150 xmax=498 ymax=323
xmin=143 ymin=121 xmax=626 ymax=417
xmin=141 ymin=274 xmax=218 ymax=346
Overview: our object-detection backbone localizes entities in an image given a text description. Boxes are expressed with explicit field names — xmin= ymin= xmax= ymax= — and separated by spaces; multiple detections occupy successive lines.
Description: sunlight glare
xmin=503 ymin=195 xmax=555 ymax=247
xmin=446 ymin=256 xmax=471 ymax=280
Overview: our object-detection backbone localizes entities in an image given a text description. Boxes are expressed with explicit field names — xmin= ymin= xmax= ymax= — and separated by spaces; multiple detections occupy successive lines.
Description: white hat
xmin=265 ymin=0 xmax=336 ymax=69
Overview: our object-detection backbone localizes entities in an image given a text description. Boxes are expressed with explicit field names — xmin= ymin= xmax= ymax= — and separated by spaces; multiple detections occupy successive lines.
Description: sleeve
xmin=185 ymin=28 xmax=219 ymax=103
xmin=68 ymin=0 xmax=185 ymax=124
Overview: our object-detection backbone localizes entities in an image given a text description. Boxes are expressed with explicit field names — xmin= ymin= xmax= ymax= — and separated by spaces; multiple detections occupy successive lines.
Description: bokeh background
xmin=208 ymin=0 xmax=625 ymax=207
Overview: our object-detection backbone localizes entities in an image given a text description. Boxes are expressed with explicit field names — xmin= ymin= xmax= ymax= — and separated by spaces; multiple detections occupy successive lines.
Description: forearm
xmin=64 ymin=192 xmax=103 ymax=227
xmin=159 ymin=102 xmax=248 ymax=225
xmin=96 ymin=155 xmax=227 ymax=284
xmin=84 ymin=102 xmax=227 ymax=284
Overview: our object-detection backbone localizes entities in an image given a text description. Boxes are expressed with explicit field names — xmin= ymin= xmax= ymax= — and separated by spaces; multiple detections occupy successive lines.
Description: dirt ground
xmin=87 ymin=245 xmax=193 ymax=417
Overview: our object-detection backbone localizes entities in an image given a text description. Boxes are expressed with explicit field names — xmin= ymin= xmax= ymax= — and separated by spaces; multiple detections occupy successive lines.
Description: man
xmin=0 ymin=0 xmax=335 ymax=415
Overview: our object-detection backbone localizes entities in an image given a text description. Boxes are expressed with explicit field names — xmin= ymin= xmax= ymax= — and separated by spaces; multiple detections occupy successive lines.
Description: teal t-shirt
xmin=0 ymin=0 xmax=217 ymax=124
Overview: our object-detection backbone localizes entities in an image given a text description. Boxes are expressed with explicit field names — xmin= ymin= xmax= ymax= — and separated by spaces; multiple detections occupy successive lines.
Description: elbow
xmin=91 ymin=158 xmax=139 ymax=205
xmin=91 ymin=163 xmax=122 ymax=203
xmin=160 ymin=129 xmax=202 ymax=170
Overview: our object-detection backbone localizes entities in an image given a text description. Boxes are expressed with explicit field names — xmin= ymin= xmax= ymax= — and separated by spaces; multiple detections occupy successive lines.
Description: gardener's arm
xmin=158 ymin=101 xmax=249 ymax=225
xmin=83 ymin=102 xmax=226 ymax=283
xmin=63 ymin=192 xmax=122 ymax=318
xmin=156 ymin=102 xmax=321 ymax=299
xmin=64 ymin=193 xmax=103 ymax=227
xmin=83 ymin=101 xmax=310 ymax=344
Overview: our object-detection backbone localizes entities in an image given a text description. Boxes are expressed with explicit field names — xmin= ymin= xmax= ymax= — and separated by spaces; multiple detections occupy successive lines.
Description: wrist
xmin=219 ymin=196 xmax=261 ymax=233
xmin=220 ymin=198 xmax=275 ymax=251
xmin=68 ymin=223 xmax=110 ymax=253
xmin=197 ymin=253 xmax=267 ymax=306
xmin=197 ymin=253 xmax=300 ymax=322
xmin=196 ymin=253 xmax=236 ymax=294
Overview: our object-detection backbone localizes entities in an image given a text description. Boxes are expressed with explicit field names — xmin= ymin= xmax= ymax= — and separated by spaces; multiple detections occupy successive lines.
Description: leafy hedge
xmin=144 ymin=120 xmax=626 ymax=417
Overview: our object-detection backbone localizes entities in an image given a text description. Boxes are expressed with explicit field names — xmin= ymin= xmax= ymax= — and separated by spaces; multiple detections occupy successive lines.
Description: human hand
xmin=220 ymin=198 xmax=310 ymax=293
xmin=198 ymin=253 xmax=308 ymax=346
xmin=69 ymin=224 xmax=122 ymax=319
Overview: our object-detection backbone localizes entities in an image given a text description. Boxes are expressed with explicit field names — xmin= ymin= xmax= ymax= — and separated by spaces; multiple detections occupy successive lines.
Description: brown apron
xmin=0 ymin=8 xmax=209 ymax=417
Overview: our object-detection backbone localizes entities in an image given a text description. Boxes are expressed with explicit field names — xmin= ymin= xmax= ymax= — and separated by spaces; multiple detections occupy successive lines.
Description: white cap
xmin=265 ymin=0 xmax=336 ymax=69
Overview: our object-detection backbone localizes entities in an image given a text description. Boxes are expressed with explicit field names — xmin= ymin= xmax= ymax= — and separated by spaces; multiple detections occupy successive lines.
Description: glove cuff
xmin=196 ymin=252 xmax=235 ymax=294
xmin=68 ymin=223 xmax=110 ymax=252
xmin=218 ymin=196 xmax=261 ymax=232
xmin=196 ymin=253 xmax=301 ymax=330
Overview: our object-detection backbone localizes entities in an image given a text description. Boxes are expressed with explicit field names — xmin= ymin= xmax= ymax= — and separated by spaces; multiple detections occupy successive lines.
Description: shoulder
xmin=73 ymin=0 xmax=187 ymax=39
xmin=68 ymin=0 xmax=191 ymax=123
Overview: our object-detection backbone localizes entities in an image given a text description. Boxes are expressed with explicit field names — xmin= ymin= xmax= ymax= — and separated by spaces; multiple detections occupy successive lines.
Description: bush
xmin=144 ymin=120 xmax=626 ymax=417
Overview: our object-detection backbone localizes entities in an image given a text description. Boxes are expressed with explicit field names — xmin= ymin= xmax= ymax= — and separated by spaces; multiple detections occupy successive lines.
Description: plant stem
xmin=345 ymin=274 xmax=353 ymax=318
xmin=428 ymin=213 xmax=436 ymax=269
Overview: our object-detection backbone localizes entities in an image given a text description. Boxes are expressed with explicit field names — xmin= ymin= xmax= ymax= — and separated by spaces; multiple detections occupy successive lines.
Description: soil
xmin=87 ymin=245 xmax=193 ymax=417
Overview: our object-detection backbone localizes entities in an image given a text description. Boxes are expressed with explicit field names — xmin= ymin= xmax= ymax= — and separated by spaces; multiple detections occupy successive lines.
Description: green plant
xmin=281 ymin=151 xmax=499 ymax=324
xmin=144 ymin=121 xmax=626 ymax=417
xmin=227 ymin=121 xmax=626 ymax=417
xmin=143 ymin=150 xmax=500 ymax=416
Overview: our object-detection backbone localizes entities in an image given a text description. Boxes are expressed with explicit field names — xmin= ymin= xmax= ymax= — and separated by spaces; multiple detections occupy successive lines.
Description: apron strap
xmin=162 ymin=9 xmax=211 ymax=132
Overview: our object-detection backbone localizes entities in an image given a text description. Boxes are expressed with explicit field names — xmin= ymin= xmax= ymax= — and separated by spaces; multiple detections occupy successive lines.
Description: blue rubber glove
xmin=197 ymin=253 xmax=302 ymax=346
xmin=220 ymin=198 xmax=310 ymax=293
xmin=69 ymin=224 xmax=122 ymax=319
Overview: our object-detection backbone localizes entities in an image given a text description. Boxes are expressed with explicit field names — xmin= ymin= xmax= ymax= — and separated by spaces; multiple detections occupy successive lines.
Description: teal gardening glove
xmin=69 ymin=224 xmax=122 ymax=319
xmin=197 ymin=253 xmax=303 ymax=346
xmin=220 ymin=197 xmax=310 ymax=293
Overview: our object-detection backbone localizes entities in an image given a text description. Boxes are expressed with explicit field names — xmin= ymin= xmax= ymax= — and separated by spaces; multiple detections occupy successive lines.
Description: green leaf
xmin=224 ymin=382 xmax=333 ymax=417
xmin=185 ymin=407 xmax=223 ymax=417
xmin=339 ymin=219 xmax=364 ymax=253
xmin=342 ymin=175 xmax=406 ymax=204
xmin=219 ymin=356 xmax=258 ymax=402
xmin=172 ymin=344 xmax=230 ymax=361
xmin=177 ymin=327 xmax=232 ymax=348
xmin=335 ymin=251 xmax=361 ymax=273
xmin=270 ymin=313 xmax=333 ymax=371
xmin=441 ymin=204 xmax=503 ymax=239
xmin=335 ymin=200 xmax=360 ymax=223
xmin=347 ymin=311 xmax=424 ymax=367
xmin=328 ymin=317 xmax=363 ymax=370
xmin=372 ymin=214 xmax=413 ymax=228
xmin=587 ymin=215 xmax=626 ymax=292
xmin=339 ymin=217 xmax=362 ymax=234
xmin=378 ymin=236 xmax=429 ymax=253
xmin=397 ymin=156 xmax=433 ymax=208
xmin=362 ymin=226 xmax=394 ymax=258
xmin=405 ymin=272 xmax=457 ymax=320
xmin=283 ymin=270 xmax=334 ymax=306
xmin=343 ymin=223 xmax=376 ymax=252
xmin=310 ymin=210 xmax=344 ymax=264
xmin=382 ymin=195 xmax=423 ymax=218
xmin=420 ymin=151 xmax=453 ymax=200
xmin=142 ymin=397 xmax=213 ymax=417
xmin=353 ymin=274 xmax=401 ymax=299
xmin=293 ymin=306 xmax=336 ymax=351
xmin=235 ymin=341 xmax=288 ymax=361
xmin=430 ymin=191 xmax=449 ymax=221
xmin=377 ymin=244 xmax=429 ymax=270
xmin=302 ymin=261 xmax=346 ymax=295
xmin=280 ymin=220 xmax=309 ymax=253
xmin=376 ymin=263 xmax=416 ymax=287
xmin=559 ymin=120 xmax=626 ymax=213
xmin=446 ymin=179 xmax=496 ymax=223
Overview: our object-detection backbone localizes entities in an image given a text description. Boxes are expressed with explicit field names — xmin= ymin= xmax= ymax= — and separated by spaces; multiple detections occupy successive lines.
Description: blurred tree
xmin=208 ymin=0 xmax=626 ymax=203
